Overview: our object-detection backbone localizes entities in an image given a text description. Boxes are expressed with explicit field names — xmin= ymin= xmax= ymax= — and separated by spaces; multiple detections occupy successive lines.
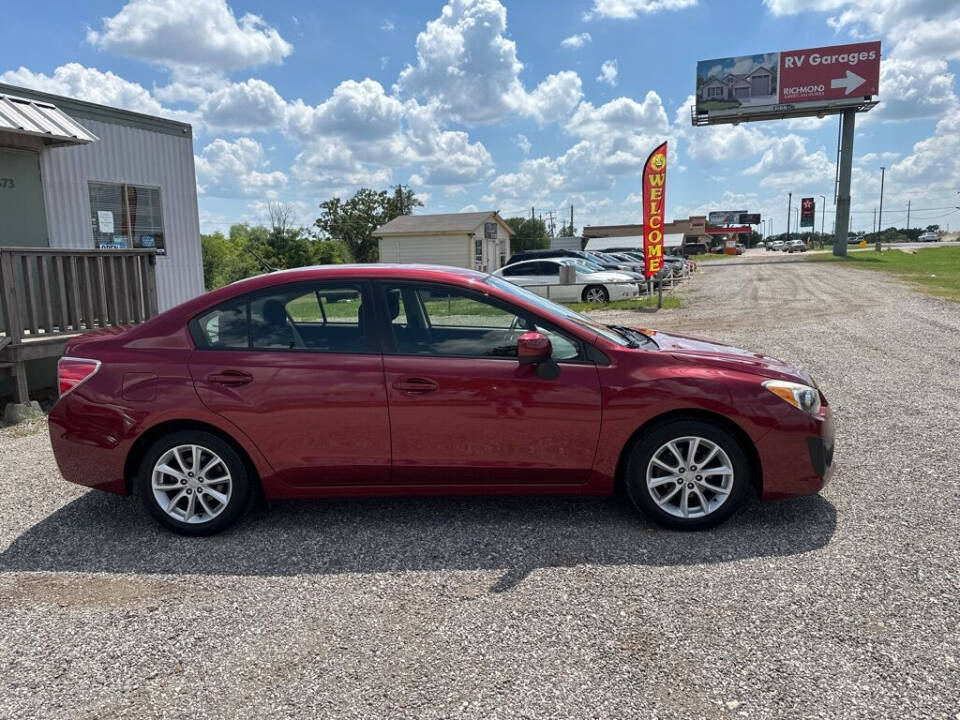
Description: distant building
xmin=701 ymin=66 xmax=774 ymax=101
xmin=583 ymin=216 xmax=708 ymax=248
xmin=375 ymin=211 xmax=514 ymax=272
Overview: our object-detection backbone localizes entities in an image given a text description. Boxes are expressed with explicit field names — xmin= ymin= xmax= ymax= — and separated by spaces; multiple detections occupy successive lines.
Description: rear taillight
xmin=58 ymin=357 xmax=101 ymax=397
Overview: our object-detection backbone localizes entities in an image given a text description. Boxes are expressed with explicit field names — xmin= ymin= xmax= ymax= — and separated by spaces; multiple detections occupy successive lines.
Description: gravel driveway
xmin=1 ymin=255 xmax=958 ymax=719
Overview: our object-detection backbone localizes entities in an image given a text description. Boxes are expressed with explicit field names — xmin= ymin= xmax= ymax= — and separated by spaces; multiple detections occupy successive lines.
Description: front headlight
xmin=762 ymin=379 xmax=822 ymax=415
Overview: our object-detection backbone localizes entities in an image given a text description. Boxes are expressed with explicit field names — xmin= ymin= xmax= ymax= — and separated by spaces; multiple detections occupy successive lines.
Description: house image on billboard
xmin=701 ymin=66 xmax=775 ymax=101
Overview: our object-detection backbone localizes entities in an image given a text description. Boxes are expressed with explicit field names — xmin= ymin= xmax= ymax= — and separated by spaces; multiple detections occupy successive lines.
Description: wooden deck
xmin=1 ymin=247 xmax=158 ymax=403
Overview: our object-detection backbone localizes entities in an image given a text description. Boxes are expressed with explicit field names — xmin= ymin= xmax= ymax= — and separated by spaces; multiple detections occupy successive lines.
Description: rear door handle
xmin=207 ymin=370 xmax=253 ymax=386
xmin=392 ymin=377 xmax=439 ymax=394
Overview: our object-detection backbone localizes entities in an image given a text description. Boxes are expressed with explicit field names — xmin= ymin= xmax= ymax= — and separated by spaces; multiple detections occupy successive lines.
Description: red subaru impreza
xmin=50 ymin=265 xmax=833 ymax=535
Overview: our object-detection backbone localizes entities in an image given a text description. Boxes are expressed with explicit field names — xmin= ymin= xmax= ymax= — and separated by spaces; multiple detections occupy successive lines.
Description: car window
xmin=380 ymin=283 xmax=581 ymax=361
xmin=501 ymin=262 xmax=533 ymax=277
xmin=535 ymin=261 xmax=560 ymax=276
xmin=194 ymin=297 xmax=248 ymax=349
xmin=193 ymin=283 xmax=369 ymax=353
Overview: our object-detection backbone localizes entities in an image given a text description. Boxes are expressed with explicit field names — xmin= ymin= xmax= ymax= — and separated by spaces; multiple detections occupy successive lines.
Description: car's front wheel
xmin=624 ymin=419 xmax=750 ymax=530
xmin=138 ymin=430 xmax=251 ymax=536
xmin=582 ymin=285 xmax=610 ymax=303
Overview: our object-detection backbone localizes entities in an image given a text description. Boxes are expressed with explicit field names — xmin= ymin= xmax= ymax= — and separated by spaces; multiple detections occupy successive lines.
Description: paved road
xmin=1 ymin=257 xmax=958 ymax=719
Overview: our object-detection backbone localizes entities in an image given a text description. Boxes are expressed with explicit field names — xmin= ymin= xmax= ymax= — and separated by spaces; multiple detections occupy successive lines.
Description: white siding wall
xmin=39 ymin=118 xmax=204 ymax=311
xmin=378 ymin=235 xmax=471 ymax=268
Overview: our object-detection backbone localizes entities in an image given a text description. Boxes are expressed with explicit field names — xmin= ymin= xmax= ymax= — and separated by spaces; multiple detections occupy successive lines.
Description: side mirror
xmin=517 ymin=331 xmax=560 ymax=380
xmin=518 ymin=331 xmax=552 ymax=365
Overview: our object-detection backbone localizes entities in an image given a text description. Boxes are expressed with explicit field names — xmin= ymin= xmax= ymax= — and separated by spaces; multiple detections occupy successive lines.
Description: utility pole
xmin=786 ymin=192 xmax=792 ymax=243
xmin=531 ymin=206 xmax=535 ymax=221
xmin=878 ymin=166 xmax=886 ymax=233
xmin=570 ymin=205 xmax=574 ymax=236
xmin=546 ymin=210 xmax=556 ymax=238
xmin=906 ymin=200 xmax=911 ymax=229
xmin=833 ymin=107 xmax=856 ymax=256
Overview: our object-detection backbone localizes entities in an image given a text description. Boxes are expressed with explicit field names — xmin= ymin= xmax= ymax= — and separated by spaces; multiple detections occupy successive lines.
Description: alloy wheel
xmin=645 ymin=436 xmax=734 ymax=519
xmin=151 ymin=444 xmax=233 ymax=524
xmin=584 ymin=287 xmax=607 ymax=303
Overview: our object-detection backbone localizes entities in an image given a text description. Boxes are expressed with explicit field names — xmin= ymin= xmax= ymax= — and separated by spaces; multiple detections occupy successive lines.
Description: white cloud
xmin=597 ymin=60 xmax=618 ymax=87
xmin=521 ymin=71 xmax=584 ymax=125
xmin=381 ymin=19 xmax=395 ymax=31
xmin=395 ymin=0 xmax=582 ymax=124
xmin=0 ymin=63 xmax=191 ymax=122
xmin=195 ymin=138 xmax=287 ymax=199
xmin=872 ymin=58 xmax=956 ymax=122
xmin=585 ymin=0 xmax=697 ymax=20
xmin=513 ymin=134 xmax=532 ymax=154
xmin=567 ymin=92 xmax=669 ymax=139
xmin=561 ymin=32 xmax=592 ymax=49
xmin=285 ymin=79 xmax=406 ymax=142
xmin=200 ymin=78 xmax=288 ymax=132
xmin=743 ymin=135 xmax=835 ymax=189
xmin=87 ymin=0 xmax=292 ymax=72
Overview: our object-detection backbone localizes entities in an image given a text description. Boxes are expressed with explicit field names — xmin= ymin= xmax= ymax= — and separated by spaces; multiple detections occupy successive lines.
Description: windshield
xmin=484 ymin=276 xmax=631 ymax=346
xmin=563 ymin=259 xmax=605 ymax=274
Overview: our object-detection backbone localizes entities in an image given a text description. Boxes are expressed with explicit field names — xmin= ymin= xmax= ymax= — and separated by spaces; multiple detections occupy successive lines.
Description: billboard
xmin=800 ymin=197 xmax=815 ymax=228
xmin=642 ymin=142 xmax=668 ymax=279
xmin=708 ymin=210 xmax=747 ymax=225
xmin=695 ymin=41 xmax=880 ymax=124
xmin=739 ymin=213 xmax=761 ymax=225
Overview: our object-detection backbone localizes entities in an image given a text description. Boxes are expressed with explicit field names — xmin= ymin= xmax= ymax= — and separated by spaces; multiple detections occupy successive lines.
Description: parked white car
xmin=786 ymin=239 xmax=807 ymax=253
xmin=493 ymin=258 xmax=639 ymax=303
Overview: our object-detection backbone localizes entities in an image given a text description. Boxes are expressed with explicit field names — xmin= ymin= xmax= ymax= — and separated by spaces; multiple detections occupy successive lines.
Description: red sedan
xmin=50 ymin=265 xmax=833 ymax=535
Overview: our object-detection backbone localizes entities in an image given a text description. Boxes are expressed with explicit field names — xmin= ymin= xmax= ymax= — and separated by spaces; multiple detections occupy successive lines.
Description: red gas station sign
xmin=779 ymin=41 xmax=880 ymax=104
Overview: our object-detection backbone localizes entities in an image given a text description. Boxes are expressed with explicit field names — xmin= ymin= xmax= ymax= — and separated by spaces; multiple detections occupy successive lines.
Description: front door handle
xmin=392 ymin=377 xmax=439 ymax=394
xmin=207 ymin=370 xmax=253 ymax=386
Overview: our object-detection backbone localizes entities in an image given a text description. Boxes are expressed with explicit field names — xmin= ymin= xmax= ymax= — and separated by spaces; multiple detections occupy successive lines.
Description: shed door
xmin=0 ymin=148 xmax=49 ymax=248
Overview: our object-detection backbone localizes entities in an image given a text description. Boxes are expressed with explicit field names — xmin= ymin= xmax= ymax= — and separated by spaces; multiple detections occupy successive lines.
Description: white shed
xmin=375 ymin=211 xmax=514 ymax=272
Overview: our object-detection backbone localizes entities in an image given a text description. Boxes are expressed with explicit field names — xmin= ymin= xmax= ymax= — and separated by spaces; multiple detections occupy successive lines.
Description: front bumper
xmin=609 ymin=283 xmax=640 ymax=300
xmin=755 ymin=404 xmax=835 ymax=500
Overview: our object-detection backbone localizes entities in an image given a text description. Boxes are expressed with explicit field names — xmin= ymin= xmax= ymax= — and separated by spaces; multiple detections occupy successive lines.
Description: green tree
xmin=504 ymin=217 xmax=550 ymax=253
xmin=315 ymin=186 xmax=422 ymax=262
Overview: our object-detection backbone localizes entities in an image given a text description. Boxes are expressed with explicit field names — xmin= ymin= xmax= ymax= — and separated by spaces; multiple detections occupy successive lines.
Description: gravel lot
xmin=1 ymin=254 xmax=958 ymax=719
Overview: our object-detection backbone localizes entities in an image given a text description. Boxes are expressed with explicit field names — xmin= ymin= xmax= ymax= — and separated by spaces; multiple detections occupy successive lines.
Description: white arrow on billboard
xmin=831 ymin=70 xmax=866 ymax=95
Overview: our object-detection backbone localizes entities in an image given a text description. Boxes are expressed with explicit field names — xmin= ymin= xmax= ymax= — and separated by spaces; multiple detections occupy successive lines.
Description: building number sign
xmin=0 ymin=177 xmax=15 ymax=189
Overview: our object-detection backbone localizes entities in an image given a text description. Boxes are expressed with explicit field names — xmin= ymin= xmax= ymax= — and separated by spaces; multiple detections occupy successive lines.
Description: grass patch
xmin=568 ymin=294 xmax=686 ymax=312
xmin=694 ymin=252 xmax=738 ymax=262
xmin=806 ymin=247 xmax=960 ymax=301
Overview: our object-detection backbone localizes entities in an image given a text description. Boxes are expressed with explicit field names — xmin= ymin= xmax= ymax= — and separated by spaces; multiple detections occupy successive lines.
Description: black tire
xmin=624 ymin=419 xmax=750 ymax=530
xmin=582 ymin=285 xmax=610 ymax=303
xmin=137 ymin=430 xmax=251 ymax=536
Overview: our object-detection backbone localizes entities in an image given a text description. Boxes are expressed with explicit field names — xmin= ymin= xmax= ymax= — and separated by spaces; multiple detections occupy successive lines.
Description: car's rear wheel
xmin=137 ymin=430 xmax=250 ymax=536
xmin=624 ymin=419 xmax=750 ymax=530
xmin=582 ymin=285 xmax=609 ymax=303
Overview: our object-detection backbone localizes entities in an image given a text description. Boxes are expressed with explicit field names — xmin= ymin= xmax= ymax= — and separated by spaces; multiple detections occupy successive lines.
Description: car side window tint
xmin=249 ymin=284 xmax=367 ymax=352
xmin=537 ymin=262 xmax=560 ymax=276
xmin=194 ymin=297 xmax=248 ymax=349
xmin=501 ymin=263 xmax=529 ymax=277
xmin=380 ymin=283 xmax=582 ymax=361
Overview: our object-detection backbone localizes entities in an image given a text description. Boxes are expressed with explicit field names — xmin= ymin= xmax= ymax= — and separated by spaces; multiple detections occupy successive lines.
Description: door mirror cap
xmin=517 ymin=331 xmax=552 ymax=365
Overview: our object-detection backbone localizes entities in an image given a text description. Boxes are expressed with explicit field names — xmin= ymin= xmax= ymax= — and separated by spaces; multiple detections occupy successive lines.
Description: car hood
xmin=642 ymin=329 xmax=815 ymax=384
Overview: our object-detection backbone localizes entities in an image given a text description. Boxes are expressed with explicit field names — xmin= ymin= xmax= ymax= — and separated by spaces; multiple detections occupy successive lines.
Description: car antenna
xmin=247 ymin=247 xmax=276 ymax=273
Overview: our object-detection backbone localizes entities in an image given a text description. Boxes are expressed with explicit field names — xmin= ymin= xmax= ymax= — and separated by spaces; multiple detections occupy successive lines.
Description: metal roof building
xmin=0 ymin=83 xmax=204 ymax=312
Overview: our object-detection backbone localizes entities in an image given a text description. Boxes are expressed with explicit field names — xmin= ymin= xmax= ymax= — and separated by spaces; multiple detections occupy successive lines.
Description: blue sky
xmin=2 ymin=0 xmax=958 ymax=236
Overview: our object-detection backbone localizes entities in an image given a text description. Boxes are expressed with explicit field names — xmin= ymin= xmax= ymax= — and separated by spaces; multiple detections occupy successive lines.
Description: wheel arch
xmin=124 ymin=419 xmax=264 ymax=498
xmin=614 ymin=408 xmax=762 ymax=497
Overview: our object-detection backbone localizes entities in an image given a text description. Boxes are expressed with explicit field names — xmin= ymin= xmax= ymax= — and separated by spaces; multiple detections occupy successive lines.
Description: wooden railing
xmin=0 ymin=248 xmax=158 ymax=345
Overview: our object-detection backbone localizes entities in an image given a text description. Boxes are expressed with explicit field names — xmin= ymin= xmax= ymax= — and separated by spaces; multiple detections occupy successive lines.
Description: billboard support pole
xmin=834 ymin=108 xmax=856 ymax=257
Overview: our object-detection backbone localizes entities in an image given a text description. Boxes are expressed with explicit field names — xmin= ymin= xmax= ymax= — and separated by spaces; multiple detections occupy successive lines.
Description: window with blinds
xmin=88 ymin=181 xmax=166 ymax=254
